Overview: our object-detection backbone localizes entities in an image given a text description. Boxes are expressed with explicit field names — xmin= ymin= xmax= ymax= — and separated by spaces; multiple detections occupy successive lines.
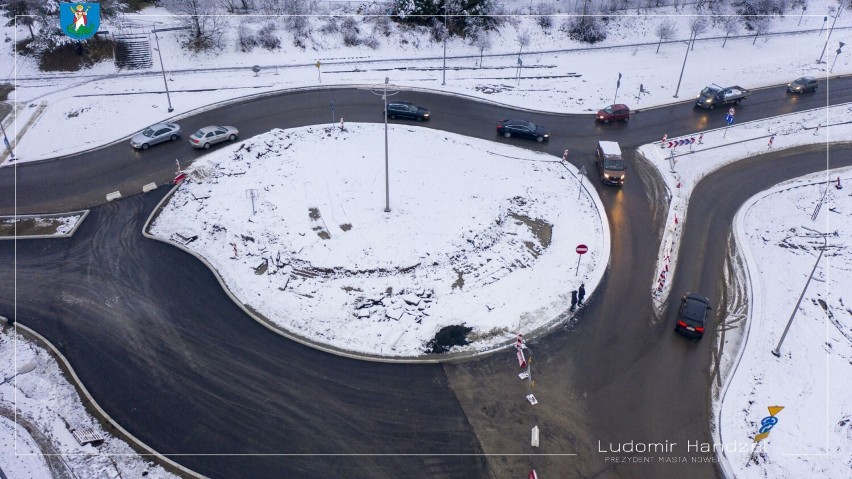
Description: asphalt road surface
xmin=2 ymin=77 xmax=851 ymax=478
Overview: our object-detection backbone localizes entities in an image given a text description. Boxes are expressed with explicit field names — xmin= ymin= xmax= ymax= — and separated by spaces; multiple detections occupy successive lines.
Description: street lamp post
xmin=818 ymin=4 xmax=845 ymax=64
xmin=152 ymin=29 xmax=174 ymax=112
xmin=771 ymin=234 xmax=827 ymax=357
xmin=370 ymin=78 xmax=400 ymax=213
xmin=442 ymin=6 xmax=448 ymax=86
xmin=673 ymin=31 xmax=696 ymax=98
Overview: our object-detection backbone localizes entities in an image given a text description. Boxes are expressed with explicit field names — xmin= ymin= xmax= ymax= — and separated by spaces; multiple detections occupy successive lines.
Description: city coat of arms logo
xmin=59 ymin=3 xmax=101 ymax=40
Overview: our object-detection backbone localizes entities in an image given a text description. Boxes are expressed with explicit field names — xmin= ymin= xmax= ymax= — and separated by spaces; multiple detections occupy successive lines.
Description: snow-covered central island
xmin=149 ymin=124 xmax=608 ymax=356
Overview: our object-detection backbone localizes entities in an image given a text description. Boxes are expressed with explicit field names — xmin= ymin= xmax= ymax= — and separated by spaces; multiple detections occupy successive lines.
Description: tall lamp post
xmin=818 ymin=4 xmax=845 ymax=64
xmin=151 ymin=27 xmax=188 ymax=112
xmin=673 ymin=31 xmax=696 ymax=98
xmin=442 ymin=5 xmax=448 ymax=86
xmin=370 ymin=78 xmax=400 ymax=213
xmin=771 ymin=233 xmax=828 ymax=357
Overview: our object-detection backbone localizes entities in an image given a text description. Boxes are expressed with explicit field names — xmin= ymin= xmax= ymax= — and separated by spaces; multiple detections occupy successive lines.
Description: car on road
xmin=189 ymin=126 xmax=240 ymax=149
xmin=386 ymin=101 xmax=430 ymax=121
xmin=130 ymin=123 xmax=181 ymax=150
xmin=596 ymin=104 xmax=630 ymax=123
xmin=496 ymin=119 xmax=550 ymax=143
xmin=674 ymin=293 xmax=712 ymax=339
xmin=595 ymin=140 xmax=626 ymax=186
xmin=787 ymin=76 xmax=818 ymax=93
xmin=695 ymin=84 xmax=750 ymax=109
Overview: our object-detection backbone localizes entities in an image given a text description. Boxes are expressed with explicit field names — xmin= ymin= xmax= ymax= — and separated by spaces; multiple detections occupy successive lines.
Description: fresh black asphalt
xmin=2 ymin=78 xmax=851 ymax=478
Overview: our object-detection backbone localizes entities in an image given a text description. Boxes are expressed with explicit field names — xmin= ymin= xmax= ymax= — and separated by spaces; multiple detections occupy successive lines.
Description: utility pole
xmin=673 ymin=31 xmax=696 ymax=98
xmin=818 ymin=4 xmax=845 ymax=64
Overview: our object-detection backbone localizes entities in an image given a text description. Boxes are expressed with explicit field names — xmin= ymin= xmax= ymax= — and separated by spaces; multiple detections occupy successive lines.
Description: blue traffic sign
xmin=725 ymin=114 xmax=735 ymax=125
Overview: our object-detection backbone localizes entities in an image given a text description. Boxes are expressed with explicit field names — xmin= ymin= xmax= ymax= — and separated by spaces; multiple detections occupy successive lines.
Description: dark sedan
xmin=496 ymin=119 xmax=550 ymax=143
xmin=386 ymin=101 xmax=430 ymax=121
xmin=674 ymin=293 xmax=712 ymax=339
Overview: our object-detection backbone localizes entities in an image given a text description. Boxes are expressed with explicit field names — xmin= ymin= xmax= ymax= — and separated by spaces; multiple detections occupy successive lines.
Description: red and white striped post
xmin=661 ymin=134 xmax=667 ymax=148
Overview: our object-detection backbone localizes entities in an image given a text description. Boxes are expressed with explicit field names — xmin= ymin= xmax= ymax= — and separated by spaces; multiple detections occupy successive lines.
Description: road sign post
xmin=578 ymin=165 xmax=587 ymax=200
xmin=330 ymin=100 xmax=335 ymax=126
xmin=575 ymin=244 xmax=588 ymax=276
xmin=723 ymin=109 xmax=735 ymax=138
xmin=315 ymin=60 xmax=322 ymax=83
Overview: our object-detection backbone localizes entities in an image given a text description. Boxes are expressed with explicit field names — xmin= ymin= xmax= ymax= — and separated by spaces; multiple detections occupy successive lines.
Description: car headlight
xmin=705 ymin=99 xmax=712 ymax=103
xmin=544 ymin=134 xmax=549 ymax=137
xmin=604 ymin=174 xmax=610 ymax=178
xmin=423 ymin=113 xmax=429 ymax=117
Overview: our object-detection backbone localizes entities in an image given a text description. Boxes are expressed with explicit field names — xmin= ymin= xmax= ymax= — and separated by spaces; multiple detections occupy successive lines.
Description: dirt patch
xmin=0 ymin=217 xmax=70 ymax=237
xmin=308 ymin=207 xmax=320 ymax=220
xmin=451 ymin=269 xmax=465 ymax=289
xmin=0 ymin=83 xmax=14 ymax=102
xmin=426 ymin=325 xmax=472 ymax=354
xmin=510 ymin=212 xmax=552 ymax=249
xmin=38 ymin=37 xmax=116 ymax=72
xmin=340 ymin=223 xmax=352 ymax=231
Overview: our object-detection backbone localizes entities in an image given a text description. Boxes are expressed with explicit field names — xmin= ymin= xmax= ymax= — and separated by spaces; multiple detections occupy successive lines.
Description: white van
xmin=595 ymin=141 xmax=626 ymax=186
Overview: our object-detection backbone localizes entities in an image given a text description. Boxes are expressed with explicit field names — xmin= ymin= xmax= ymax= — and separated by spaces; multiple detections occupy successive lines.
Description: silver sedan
xmin=189 ymin=126 xmax=240 ymax=149
xmin=130 ymin=122 xmax=181 ymax=150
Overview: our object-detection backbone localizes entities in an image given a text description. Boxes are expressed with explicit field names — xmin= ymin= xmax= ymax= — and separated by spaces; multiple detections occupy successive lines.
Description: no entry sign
xmin=575 ymin=244 xmax=588 ymax=276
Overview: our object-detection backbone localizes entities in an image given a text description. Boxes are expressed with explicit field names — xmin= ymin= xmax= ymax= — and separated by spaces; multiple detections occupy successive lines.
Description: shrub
xmin=258 ymin=22 xmax=281 ymax=50
xmin=561 ymin=16 xmax=607 ymax=44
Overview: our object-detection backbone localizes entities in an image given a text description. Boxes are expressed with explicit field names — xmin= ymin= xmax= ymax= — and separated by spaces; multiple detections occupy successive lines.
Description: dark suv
xmin=386 ymin=101 xmax=430 ymax=121
xmin=674 ymin=293 xmax=712 ymax=339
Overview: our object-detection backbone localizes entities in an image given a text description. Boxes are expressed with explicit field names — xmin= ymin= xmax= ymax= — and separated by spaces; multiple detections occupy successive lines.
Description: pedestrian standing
xmin=570 ymin=290 xmax=578 ymax=312
xmin=578 ymin=284 xmax=586 ymax=306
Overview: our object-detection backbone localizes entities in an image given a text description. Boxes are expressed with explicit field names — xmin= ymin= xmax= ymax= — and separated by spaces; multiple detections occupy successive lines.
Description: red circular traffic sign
xmin=576 ymin=244 xmax=588 ymax=255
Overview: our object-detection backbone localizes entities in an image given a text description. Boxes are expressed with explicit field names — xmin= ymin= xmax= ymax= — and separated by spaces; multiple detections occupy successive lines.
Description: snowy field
xmin=3 ymin=2 xmax=852 ymax=478
xmin=718 ymin=167 xmax=852 ymax=479
xmin=149 ymin=124 xmax=607 ymax=356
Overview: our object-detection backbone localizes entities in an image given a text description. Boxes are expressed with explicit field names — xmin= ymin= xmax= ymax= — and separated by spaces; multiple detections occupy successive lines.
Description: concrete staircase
xmin=113 ymin=33 xmax=153 ymax=70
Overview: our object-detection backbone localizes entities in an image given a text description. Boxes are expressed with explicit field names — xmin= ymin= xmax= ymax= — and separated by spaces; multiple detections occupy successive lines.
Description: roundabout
xmin=148 ymin=124 xmax=607 ymax=356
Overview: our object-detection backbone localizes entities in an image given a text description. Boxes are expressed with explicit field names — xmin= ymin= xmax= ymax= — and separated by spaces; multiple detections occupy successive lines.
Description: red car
xmin=596 ymin=104 xmax=630 ymax=123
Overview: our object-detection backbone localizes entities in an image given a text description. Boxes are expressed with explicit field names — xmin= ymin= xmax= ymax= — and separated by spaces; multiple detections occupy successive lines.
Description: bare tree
xmin=655 ymin=19 xmax=677 ymax=53
xmin=751 ymin=15 xmax=772 ymax=44
xmin=220 ymin=0 xmax=256 ymax=14
xmin=689 ymin=17 xmax=707 ymax=50
xmin=471 ymin=31 xmax=491 ymax=67
xmin=517 ymin=29 xmax=530 ymax=59
xmin=164 ymin=0 xmax=226 ymax=51
xmin=720 ymin=16 xmax=740 ymax=48
xmin=4 ymin=0 xmax=37 ymax=40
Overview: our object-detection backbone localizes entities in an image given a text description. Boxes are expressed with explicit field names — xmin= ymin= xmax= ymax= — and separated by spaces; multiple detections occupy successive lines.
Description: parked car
xmin=386 ymin=101 xmax=430 ymax=121
xmin=130 ymin=123 xmax=181 ymax=150
xmin=787 ymin=76 xmax=818 ymax=93
xmin=695 ymin=84 xmax=750 ymax=109
xmin=189 ymin=126 xmax=239 ymax=149
xmin=674 ymin=293 xmax=712 ymax=339
xmin=496 ymin=119 xmax=550 ymax=143
xmin=596 ymin=104 xmax=630 ymax=123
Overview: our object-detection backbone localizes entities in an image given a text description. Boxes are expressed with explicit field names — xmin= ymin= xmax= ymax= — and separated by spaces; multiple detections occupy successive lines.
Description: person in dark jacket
xmin=578 ymin=284 xmax=586 ymax=306
xmin=570 ymin=290 xmax=578 ymax=312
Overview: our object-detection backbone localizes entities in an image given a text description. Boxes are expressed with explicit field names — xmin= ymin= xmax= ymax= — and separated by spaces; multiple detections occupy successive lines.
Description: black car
xmin=386 ymin=101 xmax=430 ymax=121
xmin=787 ymin=76 xmax=818 ymax=93
xmin=675 ymin=293 xmax=712 ymax=339
xmin=496 ymin=119 xmax=550 ymax=143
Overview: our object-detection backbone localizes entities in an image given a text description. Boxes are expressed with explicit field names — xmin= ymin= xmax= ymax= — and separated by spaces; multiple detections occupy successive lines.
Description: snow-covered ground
xmin=718 ymin=168 xmax=852 ymax=479
xmin=3 ymin=2 xmax=852 ymax=478
xmin=149 ymin=124 xmax=607 ymax=356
